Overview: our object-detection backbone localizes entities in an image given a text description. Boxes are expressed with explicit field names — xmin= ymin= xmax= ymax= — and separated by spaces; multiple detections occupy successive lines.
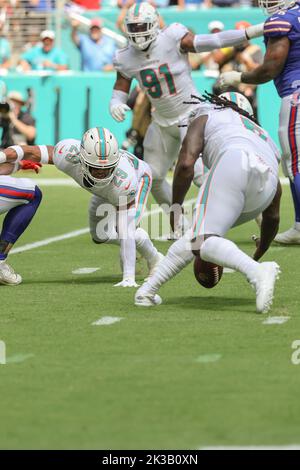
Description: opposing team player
xmin=220 ymin=0 xmax=300 ymax=244
xmin=135 ymin=93 xmax=281 ymax=313
xmin=2 ymin=127 xmax=162 ymax=287
xmin=0 ymin=152 xmax=42 ymax=285
xmin=110 ymin=2 xmax=264 ymax=219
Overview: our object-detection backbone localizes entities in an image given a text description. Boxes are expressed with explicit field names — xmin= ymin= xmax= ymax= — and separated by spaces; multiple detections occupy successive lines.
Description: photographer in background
xmin=0 ymin=91 xmax=36 ymax=148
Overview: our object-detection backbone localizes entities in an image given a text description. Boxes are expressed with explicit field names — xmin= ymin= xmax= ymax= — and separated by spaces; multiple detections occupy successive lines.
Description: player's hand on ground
xmin=19 ymin=161 xmax=42 ymax=174
xmin=110 ymin=103 xmax=131 ymax=122
xmin=218 ymin=71 xmax=242 ymax=90
xmin=114 ymin=278 xmax=139 ymax=288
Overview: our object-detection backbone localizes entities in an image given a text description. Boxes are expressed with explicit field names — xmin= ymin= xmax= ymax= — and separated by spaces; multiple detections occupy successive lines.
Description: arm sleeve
xmin=193 ymin=29 xmax=247 ymax=53
xmin=118 ymin=206 xmax=137 ymax=280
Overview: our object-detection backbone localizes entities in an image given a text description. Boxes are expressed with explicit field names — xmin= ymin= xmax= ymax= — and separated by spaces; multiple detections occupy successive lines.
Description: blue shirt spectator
xmin=20 ymin=30 xmax=68 ymax=72
xmin=71 ymin=18 xmax=117 ymax=72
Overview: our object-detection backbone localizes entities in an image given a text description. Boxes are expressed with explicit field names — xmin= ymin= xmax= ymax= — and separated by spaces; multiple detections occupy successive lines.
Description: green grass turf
xmin=0 ymin=180 xmax=300 ymax=449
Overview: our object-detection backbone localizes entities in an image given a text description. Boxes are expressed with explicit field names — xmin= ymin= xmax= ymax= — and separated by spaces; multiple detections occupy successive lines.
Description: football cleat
xmin=145 ymin=252 xmax=164 ymax=281
xmin=249 ymin=262 xmax=280 ymax=314
xmin=0 ymin=261 xmax=22 ymax=286
xmin=114 ymin=278 xmax=139 ymax=288
xmin=135 ymin=292 xmax=162 ymax=307
xmin=274 ymin=227 xmax=300 ymax=245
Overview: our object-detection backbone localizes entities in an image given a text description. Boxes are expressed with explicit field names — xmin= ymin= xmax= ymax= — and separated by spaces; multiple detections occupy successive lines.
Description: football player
xmin=0 ymin=153 xmax=42 ymax=285
xmin=135 ymin=93 xmax=281 ymax=314
xmin=110 ymin=2 xmax=264 ymax=227
xmin=220 ymin=0 xmax=300 ymax=245
xmin=1 ymin=127 xmax=163 ymax=287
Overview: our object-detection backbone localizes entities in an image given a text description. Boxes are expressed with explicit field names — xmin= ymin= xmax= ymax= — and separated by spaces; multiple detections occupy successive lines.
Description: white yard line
xmin=92 ymin=316 xmax=123 ymax=326
xmin=10 ymin=198 xmax=196 ymax=256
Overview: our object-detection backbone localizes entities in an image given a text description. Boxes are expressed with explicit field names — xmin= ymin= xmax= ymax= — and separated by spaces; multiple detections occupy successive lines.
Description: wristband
xmin=8 ymin=145 xmax=24 ymax=162
xmin=0 ymin=151 xmax=7 ymax=164
xmin=38 ymin=145 xmax=49 ymax=164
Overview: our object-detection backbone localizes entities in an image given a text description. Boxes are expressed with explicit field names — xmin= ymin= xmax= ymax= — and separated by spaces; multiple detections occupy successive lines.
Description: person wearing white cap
xmin=19 ymin=30 xmax=68 ymax=72
xmin=0 ymin=91 xmax=36 ymax=148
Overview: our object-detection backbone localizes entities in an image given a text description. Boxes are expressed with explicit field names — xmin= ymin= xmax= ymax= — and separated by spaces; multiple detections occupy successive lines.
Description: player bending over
xmin=2 ymin=128 xmax=162 ymax=287
xmin=135 ymin=93 xmax=282 ymax=313
xmin=220 ymin=0 xmax=300 ymax=245
xmin=0 ymin=151 xmax=42 ymax=285
xmin=110 ymin=2 xmax=264 ymax=226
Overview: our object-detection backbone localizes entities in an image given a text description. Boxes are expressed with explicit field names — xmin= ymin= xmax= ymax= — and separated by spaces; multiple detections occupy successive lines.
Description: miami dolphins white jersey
xmin=199 ymin=107 xmax=281 ymax=171
xmin=114 ymin=23 xmax=199 ymax=127
xmin=53 ymin=139 xmax=151 ymax=206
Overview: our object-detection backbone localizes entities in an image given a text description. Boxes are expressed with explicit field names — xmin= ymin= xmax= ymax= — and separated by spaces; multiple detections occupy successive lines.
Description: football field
xmin=0 ymin=167 xmax=300 ymax=450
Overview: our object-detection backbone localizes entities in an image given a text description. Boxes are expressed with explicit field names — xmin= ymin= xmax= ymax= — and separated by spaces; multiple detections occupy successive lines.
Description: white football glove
xmin=114 ymin=278 xmax=139 ymax=288
xmin=219 ymin=71 xmax=242 ymax=90
xmin=110 ymin=103 xmax=131 ymax=122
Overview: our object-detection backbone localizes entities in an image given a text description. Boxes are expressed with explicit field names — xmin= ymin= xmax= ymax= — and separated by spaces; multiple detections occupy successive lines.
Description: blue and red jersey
xmin=264 ymin=2 xmax=300 ymax=97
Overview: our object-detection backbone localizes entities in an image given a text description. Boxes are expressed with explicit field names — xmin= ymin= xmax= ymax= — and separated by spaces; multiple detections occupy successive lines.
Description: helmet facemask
xmin=125 ymin=20 xmax=158 ymax=50
xmin=79 ymin=152 xmax=118 ymax=188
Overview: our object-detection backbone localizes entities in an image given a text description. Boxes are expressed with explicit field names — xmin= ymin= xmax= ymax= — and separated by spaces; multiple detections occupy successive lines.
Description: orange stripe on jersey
xmin=264 ymin=27 xmax=291 ymax=32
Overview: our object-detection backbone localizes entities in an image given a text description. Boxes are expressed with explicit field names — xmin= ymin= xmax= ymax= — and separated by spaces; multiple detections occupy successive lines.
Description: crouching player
xmin=2 ymin=127 xmax=162 ymax=287
xmin=0 ymin=150 xmax=42 ymax=285
xmin=135 ymin=93 xmax=282 ymax=313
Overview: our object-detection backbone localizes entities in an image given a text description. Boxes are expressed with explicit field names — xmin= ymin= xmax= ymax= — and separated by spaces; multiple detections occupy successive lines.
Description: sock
xmin=141 ymin=235 xmax=193 ymax=295
xmin=290 ymin=178 xmax=300 ymax=229
xmin=200 ymin=236 xmax=258 ymax=281
xmin=135 ymin=227 xmax=158 ymax=261
xmin=0 ymin=186 xmax=42 ymax=260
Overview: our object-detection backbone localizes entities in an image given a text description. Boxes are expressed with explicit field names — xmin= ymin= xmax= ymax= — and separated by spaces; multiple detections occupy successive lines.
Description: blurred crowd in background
xmin=0 ymin=0 xmax=263 ymax=148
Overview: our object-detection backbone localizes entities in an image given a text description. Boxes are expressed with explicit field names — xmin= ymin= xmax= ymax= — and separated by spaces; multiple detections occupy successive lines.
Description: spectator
xmin=0 ymin=90 xmax=36 ymax=147
xmin=71 ymin=18 xmax=116 ymax=72
xmin=19 ymin=30 xmax=69 ymax=72
xmin=26 ymin=0 xmax=55 ymax=11
xmin=0 ymin=20 xmax=10 ymax=70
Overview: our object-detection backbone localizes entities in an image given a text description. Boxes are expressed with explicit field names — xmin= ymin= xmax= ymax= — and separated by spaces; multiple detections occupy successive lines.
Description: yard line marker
xmin=10 ymin=228 xmax=90 ymax=255
xmin=262 ymin=316 xmax=290 ymax=325
xmin=32 ymin=178 xmax=79 ymax=187
xmin=72 ymin=267 xmax=100 ymax=274
xmin=195 ymin=354 xmax=222 ymax=363
xmin=10 ymin=198 xmax=196 ymax=256
xmin=6 ymin=353 xmax=34 ymax=364
xmin=92 ymin=316 xmax=123 ymax=326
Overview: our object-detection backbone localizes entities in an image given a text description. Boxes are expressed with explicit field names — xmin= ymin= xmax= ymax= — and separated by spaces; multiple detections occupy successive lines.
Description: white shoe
xmin=250 ymin=262 xmax=280 ymax=314
xmin=274 ymin=227 xmax=300 ymax=244
xmin=135 ymin=292 xmax=162 ymax=307
xmin=145 ymin=252 xmax=164 ymax=280
xmin=0 ymin=261 xmax=22 ymax=286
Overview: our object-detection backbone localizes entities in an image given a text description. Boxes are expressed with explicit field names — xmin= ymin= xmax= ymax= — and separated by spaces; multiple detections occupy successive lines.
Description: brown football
xmin=193 ymin=256 xmax=223 ymax=289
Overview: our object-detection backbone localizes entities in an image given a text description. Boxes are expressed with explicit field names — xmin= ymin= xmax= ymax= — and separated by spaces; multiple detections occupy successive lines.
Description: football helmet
xmin=219 ymin=92 xmax=254 ymax=117
xmin=79 ymin=127 xmax=119 ymax=187
xmin=124 ymin=2 xmax=159 ymax=51
xmin=258 ymin=0 xmax=295 ymax=15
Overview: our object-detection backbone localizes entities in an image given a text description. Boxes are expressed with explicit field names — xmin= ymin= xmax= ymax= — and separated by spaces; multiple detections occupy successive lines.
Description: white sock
xmin=135 ymin=228 xmax=158 ymax=261
xmin=151 ymin=178 xmax=172 ymax=207
xmin=200 ymin=236 xmax=259 ymax=281
xmin=141 ymin=235 xmax=194 ymax=295
xmin=294 ymin=222 xmax=300 ymax=231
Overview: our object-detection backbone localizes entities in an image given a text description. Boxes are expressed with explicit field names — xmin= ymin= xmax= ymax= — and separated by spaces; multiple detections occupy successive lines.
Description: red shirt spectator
xmin=72 ymin=0 xmax=101 ymax=9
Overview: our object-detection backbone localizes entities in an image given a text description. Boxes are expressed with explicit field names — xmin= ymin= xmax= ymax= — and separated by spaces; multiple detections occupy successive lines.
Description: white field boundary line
xmin=10 ymin=198 xmax=197 ymax=256
xmin=34 ymin=177 xmax=290 ymax=187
